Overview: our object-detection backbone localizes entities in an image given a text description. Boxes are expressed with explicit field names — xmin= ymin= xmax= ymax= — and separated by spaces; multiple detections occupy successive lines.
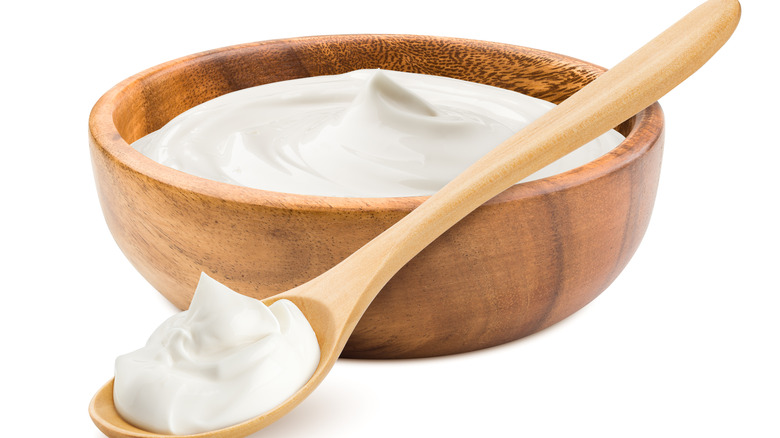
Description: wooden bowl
xmin=89 ymin=35 xmax=663 ymax=359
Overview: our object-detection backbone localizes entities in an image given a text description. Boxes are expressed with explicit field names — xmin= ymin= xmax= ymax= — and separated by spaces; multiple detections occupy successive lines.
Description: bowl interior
xmin=111 ymin=35 xmax=635 ymax=154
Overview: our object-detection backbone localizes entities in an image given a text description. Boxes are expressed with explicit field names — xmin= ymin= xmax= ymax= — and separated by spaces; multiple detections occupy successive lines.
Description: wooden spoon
xmin=90 ymin=1 xmax=740 ymax=436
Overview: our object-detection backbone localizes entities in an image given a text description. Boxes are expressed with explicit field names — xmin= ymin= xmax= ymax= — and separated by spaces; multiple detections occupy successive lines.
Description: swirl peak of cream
xmin=132 ymin=69 xmax=624 ymax=197
xmin=113 ymin=273 xmax=320 ymax=435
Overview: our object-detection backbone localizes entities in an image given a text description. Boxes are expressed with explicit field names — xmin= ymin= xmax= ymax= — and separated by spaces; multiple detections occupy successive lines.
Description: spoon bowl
xmin=90 ymin=0 xmax=740 ymax=436
xmin=88 ymin=271 xmax=362 ymax=438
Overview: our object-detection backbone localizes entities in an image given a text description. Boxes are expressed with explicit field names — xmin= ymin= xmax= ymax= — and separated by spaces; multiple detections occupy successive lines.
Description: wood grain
xmin=91 ymin=35 xmax=663 ymax=359
xmin=89 ymin=0 xmax=743 ymax=436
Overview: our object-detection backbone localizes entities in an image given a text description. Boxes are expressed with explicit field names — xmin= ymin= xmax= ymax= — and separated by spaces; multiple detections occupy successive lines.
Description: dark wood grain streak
xmin=89 ymin=35 xmax=664 ymax=359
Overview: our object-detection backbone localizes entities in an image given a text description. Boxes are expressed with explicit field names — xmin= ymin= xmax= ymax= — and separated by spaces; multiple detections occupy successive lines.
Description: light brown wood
xmin=91 ymin=39 xmax=659 ymax=360
xmin=89 ymin=1 xmax=740 ymax=436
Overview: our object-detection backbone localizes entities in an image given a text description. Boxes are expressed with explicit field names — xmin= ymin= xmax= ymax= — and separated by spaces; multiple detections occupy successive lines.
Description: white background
xmin=2 ymin=0 xmax=778 ymax=437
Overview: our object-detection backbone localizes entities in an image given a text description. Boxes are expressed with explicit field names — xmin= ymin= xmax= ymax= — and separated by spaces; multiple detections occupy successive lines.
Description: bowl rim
xmin=89 ymin=34 xmax=664 ymax=213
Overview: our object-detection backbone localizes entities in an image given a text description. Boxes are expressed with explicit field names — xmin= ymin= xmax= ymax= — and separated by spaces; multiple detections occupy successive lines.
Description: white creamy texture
xmin=132 ymin=69 xmax=624 ymax=197
xmin=114 ymin=273 xmax=320 ymax=435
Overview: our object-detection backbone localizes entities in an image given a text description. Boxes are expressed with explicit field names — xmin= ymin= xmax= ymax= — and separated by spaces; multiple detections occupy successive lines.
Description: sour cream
xmin=132 ymin=69 xmax=624 ymax=197
xmin=113 ymin=273 xmax=320 ymax=435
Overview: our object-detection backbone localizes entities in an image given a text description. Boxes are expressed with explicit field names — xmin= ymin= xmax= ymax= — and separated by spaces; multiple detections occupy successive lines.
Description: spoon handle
xmin=321 ymin=0 xmax=740 ymax=310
